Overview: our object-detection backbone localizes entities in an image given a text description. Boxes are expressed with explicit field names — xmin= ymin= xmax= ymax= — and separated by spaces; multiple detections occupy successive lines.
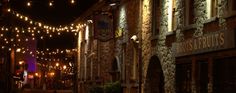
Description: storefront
xmin=173 ymin=29 xmax=236 ymax=93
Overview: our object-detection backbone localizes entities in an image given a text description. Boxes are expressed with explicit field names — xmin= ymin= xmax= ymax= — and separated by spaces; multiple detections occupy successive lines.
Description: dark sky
xmin=7 ymin=0 xmax=98 ymax=49
xmin=9 ymin=0 xmax=98 ymax=26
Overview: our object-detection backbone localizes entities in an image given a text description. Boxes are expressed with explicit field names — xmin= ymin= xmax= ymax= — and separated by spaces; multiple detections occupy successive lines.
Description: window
xmin=152 ymin=0 xmax=160 ymax=36
xmin=184 ymin=0 xmax=195 ymax=25
xmin=167 ymin=0 xmax=176 ymax=32
xmin=232 ymin=0 xmax=236 ymax=10
xmin=213 ymin=58 xmax=236 ymax=93
xmin=176 ymin=63 xmax=192 ymax=93
xmin=197 ymin=61 xmax=208 ymax=93
xmin=206 ymin=0 xmax=218 ymax=19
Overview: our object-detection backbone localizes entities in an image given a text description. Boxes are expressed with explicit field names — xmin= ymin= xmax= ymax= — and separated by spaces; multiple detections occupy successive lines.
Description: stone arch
xmin=144 ymin=55 xmax=165 ymax=93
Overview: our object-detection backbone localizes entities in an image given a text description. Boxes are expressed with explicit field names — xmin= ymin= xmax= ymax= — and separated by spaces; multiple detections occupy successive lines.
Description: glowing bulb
xmin=49 ymin=34 xmax=52 ymax=37
xmin=25 ymin=17 xmax=28 ymax=21
xmin=16 ymin=48 xmax=21 ymax=52
xmin=20 ymin=16 xmax=23 ymax=19
xmin=56 ymin=63 xmax=59 ymax=67
xmin=16 ymin=14 xmax=19 ymax=17
xmin=32 ymin=37 xmax=35 ymax=40
xmin=40 ymin=36 xmax=43 ymax=39
xmin=63 ymin=65 xmax=67 ymax=69
xmin=49 ymin=2 xmax=53 ymax=6
xmin=27 ymin=2 xmax=31 ymax=7
xmin=30 ymin=21 xmax=33 ymax=24
xmin=2 ymin=46 xmax=5 ymax=49
xmin=25 ymin=38 xmax=28 ymax=41
xmin=7 ymin=8 xmax=11 ymax=12
xmin=38 ymin=23 xmax=42 ymax=27
xmin=71 ymin=0 xmax=75 ymax=4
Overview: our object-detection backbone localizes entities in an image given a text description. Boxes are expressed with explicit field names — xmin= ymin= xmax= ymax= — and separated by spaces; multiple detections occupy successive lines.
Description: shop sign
xmin=172 ymin=30 xmax=235 ymax=57
xmin=94 ymin=14 xmax=113 ymax=42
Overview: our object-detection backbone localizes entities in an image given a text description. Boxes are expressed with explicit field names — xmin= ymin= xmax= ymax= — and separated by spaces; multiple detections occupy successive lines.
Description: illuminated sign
xmin=172 ymin=30 xmax=235 ymax=57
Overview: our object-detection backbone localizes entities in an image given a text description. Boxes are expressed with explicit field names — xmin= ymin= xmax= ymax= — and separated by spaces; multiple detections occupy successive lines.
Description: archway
xmin=145 ymin=56 xmax=164 ymax=93
xmin=110 ymin=57 xmax=120 ymax=82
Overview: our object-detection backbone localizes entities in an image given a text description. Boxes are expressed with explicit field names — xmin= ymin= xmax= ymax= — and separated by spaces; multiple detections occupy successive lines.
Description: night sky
xmin=7 ymin=0 xmax=98 ymax=49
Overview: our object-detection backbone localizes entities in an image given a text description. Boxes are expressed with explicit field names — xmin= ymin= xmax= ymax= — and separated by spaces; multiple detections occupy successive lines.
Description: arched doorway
xmin=145 ymin=56 xmax=164 ymax=93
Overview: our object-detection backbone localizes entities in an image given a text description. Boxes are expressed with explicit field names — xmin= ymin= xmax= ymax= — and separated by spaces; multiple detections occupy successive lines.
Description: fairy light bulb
xmin=27 ymin=2 xmax=31 ymax=7
xmin=49 ymin=1 xmax=53 ymax=6
xmin=7 ymin=8 xmax=11 ymax=12
xmin=71 ymin=0 xmax=75 ymax=4
xmin=38 ymin=23 xmax=42 ymax=27
xmin=25 ymin=17 xmax=28 ymax=21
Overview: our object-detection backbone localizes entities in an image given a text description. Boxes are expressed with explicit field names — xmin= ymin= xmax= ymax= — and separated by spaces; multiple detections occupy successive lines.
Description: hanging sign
xmin=94 ymin=14 xmax=113 ymax=42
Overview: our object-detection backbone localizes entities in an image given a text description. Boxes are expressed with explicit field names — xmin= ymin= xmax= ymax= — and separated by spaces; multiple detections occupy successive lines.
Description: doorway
xmin=145 ymin=56 xmax=164 ymax=93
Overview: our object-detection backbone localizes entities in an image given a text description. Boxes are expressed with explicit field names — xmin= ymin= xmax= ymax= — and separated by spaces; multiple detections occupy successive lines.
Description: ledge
xmin=182 ymin=24 xmax=197 ymax=31
xmin=203 ymin=16 xmax=217 ymax=24
xmin=223 ymin=11 xmax=236 ymax=19
xmin=166 ymin=31 xmax=175 ymax=36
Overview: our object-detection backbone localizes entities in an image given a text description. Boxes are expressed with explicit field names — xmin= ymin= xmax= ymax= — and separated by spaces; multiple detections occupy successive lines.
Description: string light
xmin=71 ymin=0 xmax=75 ymax=4
xmin=7 ymin=8 xmax=11 ymax=12
xmin=27 ymin=1 xmax=31 ymax=7
xmin=7 ymin=8 xmax=87 ymax=33
xmin=49 ymin=1 xmax=53 ymax=7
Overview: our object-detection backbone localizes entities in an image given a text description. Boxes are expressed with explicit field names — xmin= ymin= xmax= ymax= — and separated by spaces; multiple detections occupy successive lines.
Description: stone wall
xmin=114 ymin=0 xmax=141 ymax=93
xmin=141 ymin=0 xmax=176 ymax=93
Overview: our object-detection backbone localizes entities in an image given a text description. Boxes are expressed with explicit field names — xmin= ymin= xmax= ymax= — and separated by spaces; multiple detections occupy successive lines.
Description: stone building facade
xmin=76 ymin=0 xmax=236 ymax=93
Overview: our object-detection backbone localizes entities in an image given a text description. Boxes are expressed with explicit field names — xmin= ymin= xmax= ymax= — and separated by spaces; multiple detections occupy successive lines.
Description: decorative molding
xmin=218 ymin=0 xmax=227 ymax=30
xmin=175 ymin=0 xmax=184 ymax=42
xmin=194 ymin=0 xmax=207 ymax=38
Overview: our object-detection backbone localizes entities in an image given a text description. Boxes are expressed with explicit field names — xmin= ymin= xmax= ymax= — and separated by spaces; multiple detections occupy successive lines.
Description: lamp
xmin=106 ymin=0 xmax=120 ymax=6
